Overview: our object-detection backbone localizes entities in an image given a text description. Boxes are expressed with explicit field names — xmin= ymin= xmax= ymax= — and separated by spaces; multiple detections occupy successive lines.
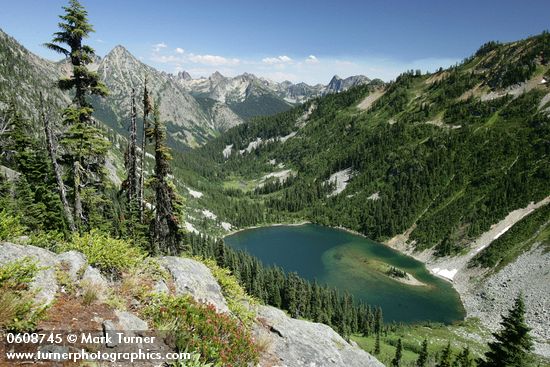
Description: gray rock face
xmin=114 ymin=310 xmax=148 ymax=332
xmin=152 ymin=279 xmax=169 ymax=294
xmin=81 ymin=265 xmax=109 ymax=293
xmin=159 ymin=256 xmax=229 ymax=313
xmin=0 ymin=243 xmax=59 ymax=306
xmin=464 ymin=244 xmax=550 ymax=357
xmin=96 ymin=46 xmax=242 ymax=148
xmin=325 ymin=75 xmax=371 ymax=94
xmin=57 ymin=251 xmax=87 ymax=282
xmin=254 ymin=305 xmax=384 ymax=367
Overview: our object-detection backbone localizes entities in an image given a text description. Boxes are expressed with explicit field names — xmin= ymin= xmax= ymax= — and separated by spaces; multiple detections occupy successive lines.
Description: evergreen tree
xmin=391 ymin=338 xmax=403 ymax=367
xmin=375 ymin=306 xmax=384 ymax=334
xmin=453 ymin=347 xmax=473 ymax=367
xmin=436 ymin=342 xmax=453 ymax=367
xmin=121 ymin=89 xmax=142 ymax=239
xmin=2 ymin=100 xmax=65 ymax=231
xmin=148 ymin=102 xmax=182 ymax=254
xmin=123 ymin=88 xmax=139 ymax=204
xmin=416 ymin=339 xmax=429 ymax=367
xmin=139 ymin=78 xmax=152 ymax=222
xmin=478 ymin=295 xmax=533 ymax=367
xmin=41 ymin=94 xmax=75 ymax=232
xmin=374 ymin=332 xmax=381 ymax=355
xmin=45 ymin=0 xmax=109 ymax=230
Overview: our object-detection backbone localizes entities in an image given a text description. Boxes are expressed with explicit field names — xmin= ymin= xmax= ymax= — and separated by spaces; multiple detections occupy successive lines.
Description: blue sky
xmin=1 ymin=0 xmax=549 ymax=84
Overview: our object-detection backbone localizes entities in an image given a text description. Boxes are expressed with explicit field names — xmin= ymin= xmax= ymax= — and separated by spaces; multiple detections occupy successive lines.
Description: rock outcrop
xmin=254 ymin=305 xmax=384 ymax=367
xmin=0 ymin=243 xmax=382 ymax=366
xmin=159 ymin=256 xmax=230 ymax=313
xmin=0 ymin=242 xmax=59 ymax=306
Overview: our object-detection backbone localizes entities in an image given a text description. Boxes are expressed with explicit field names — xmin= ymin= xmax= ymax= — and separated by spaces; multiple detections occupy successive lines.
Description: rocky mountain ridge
xmin=0 ymin=27 xmax=373 ymax=149
xmin=177 ymin=69 xmax=372 ymax=105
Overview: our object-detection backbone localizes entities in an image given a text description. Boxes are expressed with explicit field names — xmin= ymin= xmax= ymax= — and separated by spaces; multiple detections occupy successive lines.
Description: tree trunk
xmin=128 ymin=88 xmax=138 ymax=201
xmin=41 ymin=95 xmax=76 ymax=233
xmin=139 ymin=79 xmax=151 ymax=223
xmin=73 ymin=160 xmax=83 ymax=230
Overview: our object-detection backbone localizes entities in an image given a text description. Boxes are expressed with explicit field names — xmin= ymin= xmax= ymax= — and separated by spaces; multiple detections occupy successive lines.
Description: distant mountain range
xmin=0 ymin=28 xmax=373 ymax=149
xmin=177 ymin=70 xmax=371 ymax=105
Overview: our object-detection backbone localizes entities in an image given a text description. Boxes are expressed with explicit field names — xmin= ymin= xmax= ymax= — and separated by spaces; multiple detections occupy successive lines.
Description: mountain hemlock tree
xmin=416 ymin=339 xmax=429 ymax=367
xmin=478 ymin=294 xmax=534 ymax=367
xmin=45 ymin=0 xmax=109 ymax=230
xmin=391 ymin=338 xmax=403 ymax=367
xmin=139 ymin=78 xmax=152 ymax=222
xmin=148 ymin=102 xmax=182 ymax=254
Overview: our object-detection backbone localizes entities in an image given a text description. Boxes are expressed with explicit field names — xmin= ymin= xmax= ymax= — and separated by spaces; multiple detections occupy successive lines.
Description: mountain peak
xmin=210 ymin=71 xmax=224 ymax=79
xmin=105 ymin=45 xmax=136 ymax=60
xmin=177 ymin=70 xmax=192 ymax=81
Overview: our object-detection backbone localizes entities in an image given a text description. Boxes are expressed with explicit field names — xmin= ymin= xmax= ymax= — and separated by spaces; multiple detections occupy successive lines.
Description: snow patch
xmin=145 ymin=152 xmax=155 ymax=160
xmin=263 ymin=169 xmax=293 ymax=181
xmin=431 ymin=267 xmax=458 ymax=281
xmin=258 ymin=169 xmax=294 ymax=188
xmin=187 ymin=187 xmax=203 ymax=198
xmin=367 ymin=192 xmax=380 ymax=201
xmin=184 ymin=222 xmax=199 ymax=234
xmin=325 ymin=168 xmax=353 ymax=197
xmin=202 ymin=209 xmax=217 ymax=220
xmin=296 ymin=103 xmax=316 ymax=128
xmin=279 ymin=131 xmax=297 ymax=142
xmin=239 ymin=138 xmax=263 ymax=154
xmin=223 ymin=144 xmax=233 ymax=159
xmin=221 ymin=222 xmax=232 ymax=231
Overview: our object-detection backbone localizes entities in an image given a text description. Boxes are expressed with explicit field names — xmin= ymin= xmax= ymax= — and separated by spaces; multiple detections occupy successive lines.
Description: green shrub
xmin=196 ymin=257 xmax=257 ymax=327
xmin=0 ymin=210 xmax=26 ymax=241
xmin=144 ymin=294 xmax=258 ymax=367
xmin=0 ymin=257 xmax=40 ymax=288
xmin=0 ymin=258 xmax=46 ymax=331
xmin=59 ymin=230 xmax=146 ymax=276
xmin=29 ymin=230 xmax=66 ymax=252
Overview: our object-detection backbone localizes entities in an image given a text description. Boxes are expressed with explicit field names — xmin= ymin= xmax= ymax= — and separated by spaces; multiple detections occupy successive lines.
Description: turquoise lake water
xmin=224 ymin=224 xmax=465 ymax=324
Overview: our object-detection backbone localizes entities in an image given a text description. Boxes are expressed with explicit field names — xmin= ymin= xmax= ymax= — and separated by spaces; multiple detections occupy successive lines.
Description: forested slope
xmin=179 ymin=32 xmax=550 ymax=260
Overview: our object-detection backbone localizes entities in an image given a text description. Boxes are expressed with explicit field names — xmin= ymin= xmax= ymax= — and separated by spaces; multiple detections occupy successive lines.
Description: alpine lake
xmin=224 ymin=224 xmax=465 ymax=324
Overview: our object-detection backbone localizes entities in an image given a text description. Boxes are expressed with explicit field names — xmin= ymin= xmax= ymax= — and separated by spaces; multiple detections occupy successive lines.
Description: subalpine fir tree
xmin=416 ymin=339 xmax=429 ymax=367
xmin=123 ymin=89 xmax=139 ymax=203
xmin=3 ymin=100 xmax=65 ymax=231
xmin=121 ymin=89 xmax=142 ymax=240
xmin=139 ymin=78 xmax=153 ymax=222
xmin=148 ymin=102 xmax=182 ymax=254
xmin=436 ymin=342 xmax=453 ymax=367
xmin=374 ymin=332 xmax=381 ymax=355
xmin=45 ymin=0 xmax=109 ymax=230
xmin=453 ymin=346 xmax=473 ymax=367
xmin=478 ymin=294 xmax=533 ymax=367
xmin=391 ymin=338 xmax=403 ymax=367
